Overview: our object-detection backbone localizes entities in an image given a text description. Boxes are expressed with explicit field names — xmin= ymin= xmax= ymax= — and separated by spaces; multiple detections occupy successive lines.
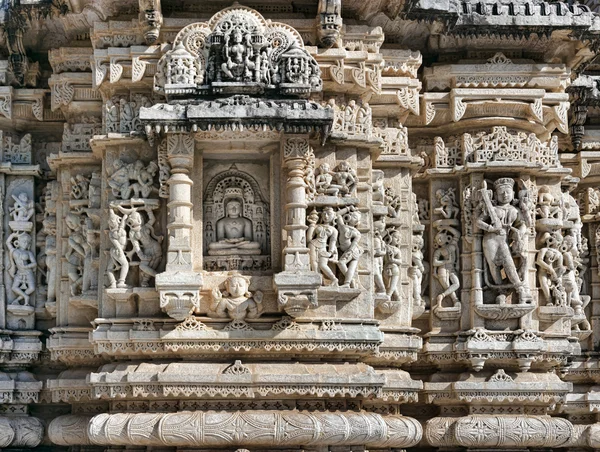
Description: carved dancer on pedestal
xmin=65 ymin=213 xmax=87 ymax=296
xmin=475 ymin=178 xmax=532 ymax=304
xmin=106 ymin=209 xmax=129 ymax=289
xmin=432 ymin=227 xmax=461 ymax=308
xmin=373 ymin=218 xmax=387 ymax=295
xmin=384 ymin=229 xmax=402 ymax=300
xmin=210 ymin=274 xmax=263 ymax=321
xmin=335 ymin=206 xmax=362 ymax=288
xmin=410 ymin=233 xmax=426 ymax=307
xmin=536 ymin=231 xmax=565 ymax=306
xmin=207 ymin=199 xmax=261 ymax=255
xmin=117 ymin=206 xmax=163 ymax=287
xmin=6 ymin=232 xmax=36 ymax=306
xmin=307 ymin=208 xmax=338 ymax=286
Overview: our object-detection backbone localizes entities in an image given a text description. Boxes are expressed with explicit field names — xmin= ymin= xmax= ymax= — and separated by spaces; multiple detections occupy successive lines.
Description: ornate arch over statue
xmin=154 ymin=5 xmax=322 ymax=99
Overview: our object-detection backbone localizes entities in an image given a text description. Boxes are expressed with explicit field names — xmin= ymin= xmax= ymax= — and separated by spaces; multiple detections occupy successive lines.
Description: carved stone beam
xmin=155 ymin=133 xmax=202 ymax=321
xmin=138 ymin=0 xmax=163 ymax=44
xmin=50 ymin=411 xmax=422 ymax=448
xmin=274 ymin=135 xmax=321 ymax=317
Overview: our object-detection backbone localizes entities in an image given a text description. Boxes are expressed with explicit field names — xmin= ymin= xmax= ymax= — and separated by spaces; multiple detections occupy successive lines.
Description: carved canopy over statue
xmin=154 ymin=6 xmax=322 ymax=98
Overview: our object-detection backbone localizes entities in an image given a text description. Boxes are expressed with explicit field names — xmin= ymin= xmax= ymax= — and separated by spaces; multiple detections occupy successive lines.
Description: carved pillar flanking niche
xmin=274 ymin=135 xmax=320 ymax=317
xmin=156 ymin=132 xmax=202 ymax=321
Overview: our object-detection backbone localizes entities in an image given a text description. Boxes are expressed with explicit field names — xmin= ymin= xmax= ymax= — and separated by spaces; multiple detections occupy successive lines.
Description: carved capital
xmin=156 ymin=272 xmax=202 ymax=321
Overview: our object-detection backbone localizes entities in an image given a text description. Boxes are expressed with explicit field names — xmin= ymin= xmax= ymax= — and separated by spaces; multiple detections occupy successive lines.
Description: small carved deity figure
xmin=6 ymin=232 xmax=36 ymax=305
xmin=432 ymin=227 xmax=460 ymax=308
xmin=106 ymin=209 xmax=129 ymax=289
xmin=42 ymin=216 xmax=57 ymax=303
xmin=132 ymin=161 xmax=158 ymax=198
xmin=65 ymin=213 xmax=87 ymax=296
xmin=475 ymin=178 xmax=532 ymax=304
xmin=10 ymin=193 xmax=34 ymax=222
xmin=434 ymin=188 xmax=459 ymax=220
xmin=372 ymin=171 xmax=385 ymax=205
xmin=315 ymin=163 xmax=342 ymax=197
xmin=208 ymin=199 xmax=261 ymax=255
xmin=384 ymin=229 xmax=402 ymax=300
xmin=117 ymin=207 xmax=163 ymax=287
xmin=307 ymin=207 xmax=339 ymax=286
xmin=333 ymin=162 xmax=357 ymax=197
xmin=373 ymin=218 xmax=387 ymax=295
xmin=562 ymin=234 xmax=582 ymax=308
xmin=409 ymin=233 xmax=426 ymax=307
xmin=336 ymin=206 xmax=363 ymax=288
xmin=356 ymin=103 xmax=372 ymax=136
xmin=385 ymin=187 xmax=402 ymax=219
xmin=210 ymin=274 xmax=264 ymax=321
xmin=536 ymin=188 xmax=562 ymax=220
xmin=304 ymin=152 xmax=316 ymax=202
xmin=221 ymin=27 xmax=253 ymax=81
xmin=70 ymin=174 xmax=90 ymax=200
xmin=120 ymin=98 xmax=135 ymax=132
xmin=536 ymin=231 xmax=565 ymax=306
xmin=105 ymin=99 xmax=119 ymax=132
xmin=108 ymin=159 xmax=133 ymax=199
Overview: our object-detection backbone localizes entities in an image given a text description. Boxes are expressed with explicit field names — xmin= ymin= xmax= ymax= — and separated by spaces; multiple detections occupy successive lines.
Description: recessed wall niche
xmin=202 ymin=160 xmax=271 ymax=272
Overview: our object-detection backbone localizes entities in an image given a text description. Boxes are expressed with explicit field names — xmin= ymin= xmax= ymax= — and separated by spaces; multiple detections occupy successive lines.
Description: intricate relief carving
xmin=331 ymin=100 xmax=373 ymax=140
xmin=155 ymin=6 xmax=321 ymax=98
xmin=209 ymin=274 xmax=263 ymax=322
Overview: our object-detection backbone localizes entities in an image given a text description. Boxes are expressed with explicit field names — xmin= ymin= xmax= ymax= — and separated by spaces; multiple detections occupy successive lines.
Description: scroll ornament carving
xmin=154 ymin=6 xmax=321 ymax=98
xmin=0 ymin=416 xmax=43 ymax=448
xmin=50 ymin=411 xmax=422 ymax=448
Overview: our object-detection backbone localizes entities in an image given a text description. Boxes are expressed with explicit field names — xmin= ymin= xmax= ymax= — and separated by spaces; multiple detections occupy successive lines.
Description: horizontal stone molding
xmin=49 ymin=411 xmax=422 ymax=448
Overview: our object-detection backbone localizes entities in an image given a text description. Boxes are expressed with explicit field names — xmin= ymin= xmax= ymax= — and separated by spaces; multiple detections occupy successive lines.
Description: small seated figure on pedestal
xmin=208 ymin=199 xmax=261 ymax=255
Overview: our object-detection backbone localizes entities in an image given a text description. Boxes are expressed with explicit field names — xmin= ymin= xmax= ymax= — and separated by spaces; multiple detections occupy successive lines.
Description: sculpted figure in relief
xmin=117 ymin=206 xmax=163 ymax=287
xmin=208 ymin=199 xmax=261 ymax=255
xmin=106 ymin=209 xmax=129 ymax=289
xmin=6 ymin=232 xmax=36 ymax=305
xmin=373 ymin=218 xmax=387 ymax=295
xmin=307 ymin=208 xmax=338 ymax=286
xmin=335 ymin=206 xmax=362 ymax=288
xmin=10 ymin=193 xmax=34 ymax=222
xmin=210 ymin=275 xmax=264 ymax=321
xmin=384 ymin=229 xmax=402 ymax=300
xmin=475 ymin=178 xmax=532 ymax=304
xmin=108 ymin=159 xmax=157 ymax=200
xmin=536 ymin=231 xmax=565 ymax=306
xmin=316 ymin=163 xmax=342 ymax=197
xmin=410 ymin=233 xmax=426 ymax=306
xmin=432 ymin=227 xmax=461 ymax=308
xmin=64 ymin=213 xmax=87 ymax=295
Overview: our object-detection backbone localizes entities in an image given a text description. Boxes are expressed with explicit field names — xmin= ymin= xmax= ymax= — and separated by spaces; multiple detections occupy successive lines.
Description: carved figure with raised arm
xmin=336 ymin=206 xmax=363 ymax=288
xmin=210 ymin=274 xmax=264 ymax=321
xmin=432 ymin=227 xmax=461 ymax=308
xmin=208 ymin=199 xmax=261 ymax=255
xmin=384 ymin=229 xmax=402 ymax=300
xmin=475 ymin=178 xmax=532 ymax=304
xmin=106 ymin=209 xmax=129 ymax=289
xmin=410 ymin=233 xmax=426 ymax=306
xmin=315 ymin=163 xmax=342 ymax=197
xmin=6 ymin=232 xmax=36 ymax=305
xmin=373 ymin=218 xmax=387 ymax=295
xmin=536 ymin=231 xmax=565 ymax=306
xmin=307 ymin=207 xmax=339 ymax=286
xmin=65 ymin=213 xmax=87 ymax=296
xmin=10 ymin=193 xmax=34 ymax=222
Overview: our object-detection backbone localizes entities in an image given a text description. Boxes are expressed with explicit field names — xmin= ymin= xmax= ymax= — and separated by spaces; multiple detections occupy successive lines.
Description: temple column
xmin=155 ymin=132 xmax=202 ymax=321
xmin=274 ymin=135 xmax=321 ymax=317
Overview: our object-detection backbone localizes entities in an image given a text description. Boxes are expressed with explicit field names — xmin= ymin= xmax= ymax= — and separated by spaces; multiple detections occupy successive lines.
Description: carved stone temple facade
xmin=6 ymin=0 xmax=600 ymax=450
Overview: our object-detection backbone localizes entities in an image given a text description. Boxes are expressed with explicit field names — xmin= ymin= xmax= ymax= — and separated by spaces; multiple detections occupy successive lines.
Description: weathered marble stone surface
xmin=3 ymin=0 xmax=600 ymax=450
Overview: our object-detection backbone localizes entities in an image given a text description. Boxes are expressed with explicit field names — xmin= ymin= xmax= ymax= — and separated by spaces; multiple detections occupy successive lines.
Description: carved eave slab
xmin=560 ymin=149 xmax=600 ymax=186
xmin=46 ymin=369 xmax=94 ymax=403
xmin=139 ymin=100 xmax=334 ymax=136
xmin=91 ymin=317 xmax=383 ymax=360
xmin=47 ymin=150 xmax=102 ymax=173
xmin=424 ymin=371 xmax=571 ymax=409
xmin=49 ymin=73 xmax=102 ymax=120
xmin=49 ymin=48 xmax=93 ymax=74
xmin=561 ymin=389 xmax=600 ymax=414
xmin=562 ymin=358 xmax=600 ymax=384
xmin=0 ymin=372 xmax=42 ymax=404
xmin=0 ymin=330 xmax=43 ymax=368
xmin=47 ymin=327 xmax=106 ymax=366
xmin=93 ymin=45 xmax=167 ymax=90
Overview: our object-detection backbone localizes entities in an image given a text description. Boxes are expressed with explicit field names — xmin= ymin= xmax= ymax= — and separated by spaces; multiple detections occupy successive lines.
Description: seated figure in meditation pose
xmin=208 ymin=199 xmax=261 ymax=255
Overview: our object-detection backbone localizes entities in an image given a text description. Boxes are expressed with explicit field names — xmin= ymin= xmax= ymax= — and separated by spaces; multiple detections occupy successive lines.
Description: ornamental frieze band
xmin=3 ymin=0 xmax=600 ymax=450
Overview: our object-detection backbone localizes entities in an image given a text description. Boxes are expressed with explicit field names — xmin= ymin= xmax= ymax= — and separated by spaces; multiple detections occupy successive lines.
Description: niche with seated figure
xmin=203 ymin=162 xmax=270 ymax=271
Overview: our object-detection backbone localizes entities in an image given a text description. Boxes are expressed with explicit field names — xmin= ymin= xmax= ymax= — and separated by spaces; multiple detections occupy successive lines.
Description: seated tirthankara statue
xmin=207 ymin=199 xmax=261 ymax=255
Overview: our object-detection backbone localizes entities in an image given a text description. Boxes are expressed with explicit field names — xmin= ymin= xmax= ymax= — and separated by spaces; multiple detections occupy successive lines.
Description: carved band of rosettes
xmin=49 ymin=411 xmax=422 ymax=448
